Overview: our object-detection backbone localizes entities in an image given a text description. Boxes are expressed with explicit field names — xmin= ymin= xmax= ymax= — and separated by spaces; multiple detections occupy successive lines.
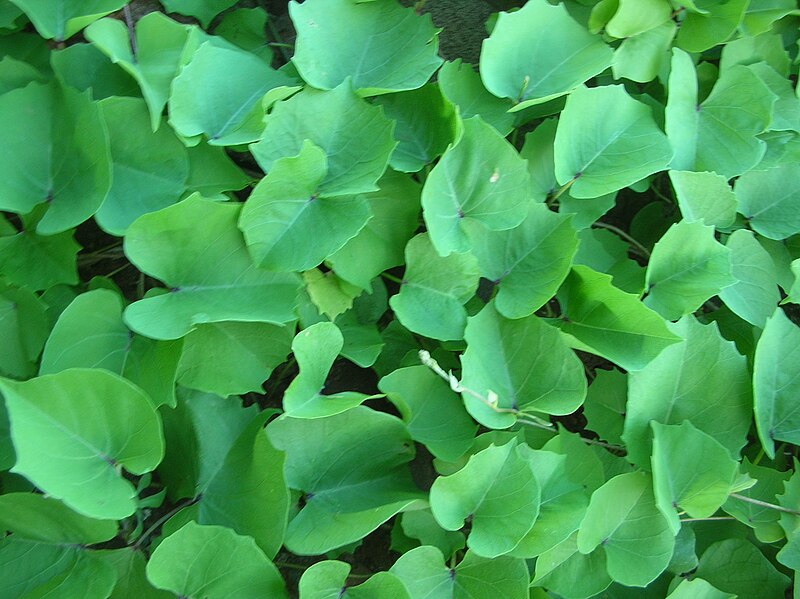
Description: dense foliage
xmin=1 ymin=0 xmax=800 ymax=597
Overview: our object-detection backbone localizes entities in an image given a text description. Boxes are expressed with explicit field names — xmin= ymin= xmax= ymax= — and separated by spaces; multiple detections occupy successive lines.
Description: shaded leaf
xmin=460 ymin=302 xmax=587 ymax=429
xmin=421 ymin=116 xmax=532 ymax=256
xmin=644 ymin=220 xmax=734 ymax=320
xmin=466 ymin=203 xmax=578 ymax=319
xmin=124 ymin=196 xmax=300 ymax=340
xmin=480 ymin=0 xmax=612 ymax=109
xmin=390 ymin=234 xmax=479 ymax=341
xmin=0 ymin=369 xmax=164 ymax=519
xmin=290 ymin=0 xmax=442 ymax=95
xmin=623 ymin=317 xmax=751 ymax=467
xmin=577 ymin=471 xmax=674 ymax=586
xmin=556 ymin=265 xmax=681 ymax=371
xmin=239 ymin=142 xmax=371 ymax=272
xmin=554 ymin=84 xmax=672 ymax=198
xmin=430 ymin=441 xmax=540 ymax=557
xmin=146 ymin=522 xmax=288 ymax=598
xmin=251 ymin=82 xmax=396 ymax=196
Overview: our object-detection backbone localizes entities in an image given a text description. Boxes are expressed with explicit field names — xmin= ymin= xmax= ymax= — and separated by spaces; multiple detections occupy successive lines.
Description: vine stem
xmin=132 ymin=496 xmax=198 ymax=550
xmin=123 ymin=3 xmax=137 ymax=61
xmin=548 ymin=177 xmax=576 ymax=203
xmin=418 ymin=350 xmax=627 ymax=452
xmin=679 ymin=516 xmax=737 ymax=523
xmin=729 ymin=493 xmax=800 ymax=516
xmin=592 ymin=221 xmax=651 ymax=258
xmin=381 ymin=272 xmax=403 ymax=284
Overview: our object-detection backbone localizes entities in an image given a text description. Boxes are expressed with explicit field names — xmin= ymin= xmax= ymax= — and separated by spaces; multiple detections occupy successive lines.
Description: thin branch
xmin=679 ymin=516 xmax=737 ymax=523
xmin=265 ymin=14 xmax=292 ymax=63
xmin=419 ymin=350 xmax=627 ymax=453
xmin=123 ymin=3 xmax=137 ymax=61
xmin=549 ymin=177 xmax=576 ymax=203
xmin=592 ymin=221 xmax=651 ymax=258
xmin=132 ymin=496 xmax=198 ymax=550
xmin=381 ymin=272 xmax=403 ymax=284
xmin=729 ymin=493 xmax=800 ymax=516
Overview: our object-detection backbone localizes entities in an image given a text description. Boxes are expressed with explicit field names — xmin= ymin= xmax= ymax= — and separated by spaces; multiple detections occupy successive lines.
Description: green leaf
xmin=95 ymin=96 xmax=189 ymax=236
xmin=184 ymin=142 xmax=251 ymax=198
xmin=460 ymin=302 xmax=587 ymax=429
xmin=375 ymin=84 xmax=458 ymax=173
xmin=39 ymin=289 xmax=129 ymax=375
xmin=327 ymin=169 xmax=421 ymax=289
xmin=532 ymin=533 xmax=612 ymax=599
xmin=290 ymin=0 xmax=442 ymax=95
xmin=267 ymin=407 xmax=422 ymax=555
xmin=577 ymin=471 xmax=674 ymax=586
xmin=389 ymin=233 xmax=479 ymax=341
xmin=379 ymin=365 xmax=477 ymax=462
xmin=0 ymin=281 xmax=49 ymax=379
xmin=0 ymin=537 xmax=117 ymax=599
xmin=676 ymin=0 xmax=748 ymax=53
xmin=299 ymin=562 xmax=410 ymax=599
xmin=723 ymin=459 xmax=788 ymax=542
xmin=554 ymin=84 xmax=673 ymax=198
xmin=0 ymin=55 xmax=47 ymax=95
xmin=644 ymin=221 xmax=734 ymax=320
xmin=146 ymin=521 xmax=288 ymax=599
xmin=169 ymin=42 xmax=298 ymax=145
xmin=741 ymin=0 xmax=800 ymax=36
xmin=694 ymin=538 xmax=790 ymax=598
xmin=0 ymin=493 xmax=117 ymax=544
xmin=0 ymin=369 xmax=164 ymax=519
xmin=400 ymin=510 xmax=465 ymax=560
xmin=390 ymin=546 xmax=530 ymax=599
xmin=51 ymin=43 xmax=140 ymax=100
xmin=303 ymin=268 xmax=362 ymax=321
xmin=604 ymin=0 xmax=672 ymax=38
xmin=480 ymin=0 xmax=612 ymax=109
xmin=99 ymin=548 xmax=173 ymax=599
xmin=612 ymin=21 xmax=676 ymax=83
xmin=623 ymin=317 xmax=751 ymax=467
xmin=9 ymin=0 xmax=126 ymax=40
xmin=466 ymin=203 xmax=578 ymax=319
xmin=284 ymin=322 xmax=369 ymax=418
xmin=668 ymin=170 xmax=737 ymax=228
xmin=430 ymin=441 xmax=540 ymax=557
xmin=86 ymin=13 xmax=199 ymax=131
xmin=158 ymin=0 xmax=237 ymax=27
xmin=177 ymin=321 xmax=292 ymax=397
xmin=573 ymin=227 xmax=645 ymax=294
xmin=193 ymin=412 xmax=290 ymax=558
xmin=0 ymin=228 xmax=79 ymax=291
xmin=666 ymin=50 xmax=775 ymax=178
xmin=214 ymin=8 xmax=272 ymax=64
xmin=736 ymin=164 xmax=800 ymax=240
xmin=754 ymin=308 xmax=800 ymax=457
xmin=651 ymin=421 xmax=738 ymax=533
xmin=666 ymin=578 xmax=736 ymax=599
xmin=509 ymin=450 xmax=588 ymax=558
xmin=239 ymin=142 xmax=371 ymax=272
xmin=421 ymin=116 xmax=532 ymax=255
xmin=556 ymin=265 xmax=681 ymax=371
xmin=251 ymin=82 xmax=396 ymax=196
xmin=718 ymin=229 xmax=780 ymax=327
xmin=157 ymin=388 xmax=258 ymax=500
xmin=438 ymin=59 xmax=515 ymax=136
xmin=583 ymin=369 xmax=627 ymax=445
xmin=39 ymin=289 xmax=182 ymax=407
xmin=0 ymin=81 xmax=111 ymax=234
xmin=124 ymin=196 xmax=300 ymax=340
